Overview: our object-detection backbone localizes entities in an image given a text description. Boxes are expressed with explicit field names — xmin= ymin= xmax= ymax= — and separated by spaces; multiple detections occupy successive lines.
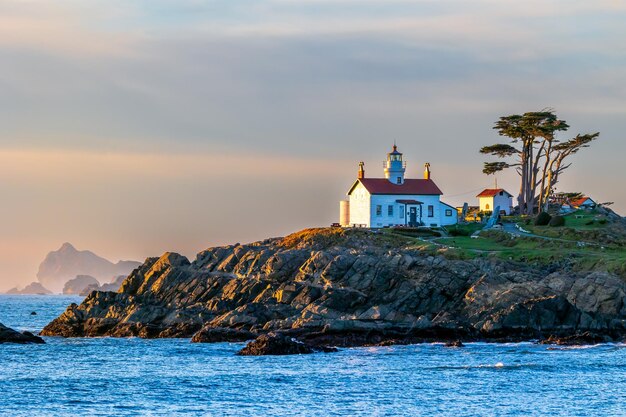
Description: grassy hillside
xmin=429 ymin=209 xmax=626 ymax=276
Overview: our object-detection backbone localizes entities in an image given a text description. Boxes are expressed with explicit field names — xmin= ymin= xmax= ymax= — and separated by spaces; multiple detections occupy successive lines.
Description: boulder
xmin=237 ymin=333 xmax=337 ymax=356
xmin=0 ymin=323 xmax=45 ymax=344
xmin=191 ymin=326 xmax=257 ymax=343
xmin=540 ymin=332 xmax=609 ymax=346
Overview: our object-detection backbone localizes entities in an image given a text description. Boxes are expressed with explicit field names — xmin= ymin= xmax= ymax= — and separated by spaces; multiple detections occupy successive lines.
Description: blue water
xmin=1 ymin=295 xmax=626 ymax=416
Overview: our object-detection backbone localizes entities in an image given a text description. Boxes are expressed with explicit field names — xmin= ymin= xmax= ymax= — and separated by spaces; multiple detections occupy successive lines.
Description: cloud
xmin=0 ymin=0 xmax=625 ymax=289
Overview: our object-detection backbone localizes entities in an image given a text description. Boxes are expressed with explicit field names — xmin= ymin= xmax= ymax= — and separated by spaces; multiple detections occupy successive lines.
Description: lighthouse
xmin=383 ymin=144 xmax=406 ymax=184
xmin=341 ymin=144 xmax=458 ymax=228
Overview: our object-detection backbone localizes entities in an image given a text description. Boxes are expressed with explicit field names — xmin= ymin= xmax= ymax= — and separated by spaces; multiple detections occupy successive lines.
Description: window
xmin=396 ymin=177 xmax=401 ymax=184
xmin=446 ymin=209 xmax=453 ymax=217
xmin=486 ymin=204 xmax=490 ymax=210
xmin=428 ymin=205 xmax=434 ymax=217
xmin=499 ymin=191 xmax=504 ymax=196
xmin=376 ymin=205 xmax=382 ymax=216
xmin=387 ymin=205 xmax=394 ymax=216
xmin=399 ymin=206 xmax=405 ymax=218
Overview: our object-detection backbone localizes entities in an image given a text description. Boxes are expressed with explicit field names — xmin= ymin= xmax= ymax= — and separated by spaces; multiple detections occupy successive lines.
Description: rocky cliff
xmin=41 ymin=228 xmax=626 ymax=345
xmin=37 ymin=243 xmax=141 ymax=293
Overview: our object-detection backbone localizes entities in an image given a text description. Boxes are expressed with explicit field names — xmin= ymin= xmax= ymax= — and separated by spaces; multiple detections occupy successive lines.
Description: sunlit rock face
xmin=41 ymin=228 xmax=626 ymax=345
xmin=36 ymin=242 xmax=141 ymax=293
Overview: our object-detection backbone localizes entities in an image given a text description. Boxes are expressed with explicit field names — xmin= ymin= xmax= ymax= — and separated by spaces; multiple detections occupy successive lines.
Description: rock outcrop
xmin=41 ymin=228 xmax=626 ymax=345
xmin=63 ymin=275 xmax=100 ymax=295
xmin=37 ymin=242 xmax=141 ymax=293
xmin=0 ymin=323 xmax=45 ymax=344
xmin=5 ymin=282 xmax=52 ymax=295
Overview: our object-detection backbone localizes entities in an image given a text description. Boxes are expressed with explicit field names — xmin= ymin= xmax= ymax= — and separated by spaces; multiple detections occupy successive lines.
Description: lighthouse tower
xmin=384 ymin=144 xmax=406 ymax=184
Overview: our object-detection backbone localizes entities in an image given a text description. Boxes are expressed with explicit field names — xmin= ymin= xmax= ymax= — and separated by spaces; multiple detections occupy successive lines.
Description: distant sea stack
xmin=36 ymin=243 xmax=141 ymax=293
xmin=62 ymin=275 xmax=100 ymax=295
xmin=5 ymin=282 xmax=52 ymax=295
xmin=42 ymin=228 xmax=626 ymax=345
xmin=78 ymin=275 xmax=127 ymax=296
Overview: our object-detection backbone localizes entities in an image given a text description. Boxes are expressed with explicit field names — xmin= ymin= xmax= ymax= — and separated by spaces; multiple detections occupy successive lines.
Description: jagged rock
xmin=444 ymin=340 xmax=464 ymax=348
xmin=237 ymin=333 xmax=337 ymax=356
xmin=0 ymin=323 xmax=45 ymax=344
xmin=40 ymin=228 xmax=626 ymax=344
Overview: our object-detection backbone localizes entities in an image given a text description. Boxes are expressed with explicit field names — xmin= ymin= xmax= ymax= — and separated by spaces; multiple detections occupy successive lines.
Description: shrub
xmin=448 ymin=227 xmax=470 ymax=237
xmin=549 ymin=215 xmax=565 ymax=227
xmin=598 ymin=219 xmax=608 ymax=225
xmin=534 ymin=212 xmax=552 ymax=226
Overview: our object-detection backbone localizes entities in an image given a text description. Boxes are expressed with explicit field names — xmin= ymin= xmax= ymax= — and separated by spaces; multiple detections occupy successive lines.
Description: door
xmin=409 ymin=207 xmax=417 ymax=227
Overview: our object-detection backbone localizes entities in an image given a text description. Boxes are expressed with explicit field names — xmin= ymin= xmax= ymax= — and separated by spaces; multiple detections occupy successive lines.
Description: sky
xmin=1 ymin=0 xmax=625 ymax=290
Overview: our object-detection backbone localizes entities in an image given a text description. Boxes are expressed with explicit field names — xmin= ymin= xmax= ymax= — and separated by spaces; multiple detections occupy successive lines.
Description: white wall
xmin=439 ymin=203 xmax=458 ymax=226
xmin=479 ymin=194 xmax=513 ymax=214
xmin=348 ymin=182 xmax=371 ymax=226
xmin=494 ymin=194 xmax=513 ymax=214
xmin=478 ymin=196 xmax=493 ymax=212
xmin=369 ymin=194 xmax=443 ymax=228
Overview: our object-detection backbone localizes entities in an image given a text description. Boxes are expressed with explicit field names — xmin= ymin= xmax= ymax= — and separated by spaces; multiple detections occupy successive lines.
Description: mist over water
xmin=1 ymin=295 xmax=625 ymax=416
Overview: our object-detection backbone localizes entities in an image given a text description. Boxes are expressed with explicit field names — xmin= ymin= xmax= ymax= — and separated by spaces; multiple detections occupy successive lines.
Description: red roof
xmin=477 ymin=188 xmax=512 ymax=198
xmin=348 ymin=178 xmax=443 ymax=196
xmin=569 ymin=197 xmax=594 ymax=207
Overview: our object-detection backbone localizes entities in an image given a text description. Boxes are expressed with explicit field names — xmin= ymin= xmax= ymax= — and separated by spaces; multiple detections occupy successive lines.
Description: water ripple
xmin=1 ymin=295 xmax=626 ymax=416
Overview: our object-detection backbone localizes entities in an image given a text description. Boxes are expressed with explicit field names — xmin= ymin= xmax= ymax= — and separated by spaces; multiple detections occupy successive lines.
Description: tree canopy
xmin=480 ymin=110 xmax=599 ymax=214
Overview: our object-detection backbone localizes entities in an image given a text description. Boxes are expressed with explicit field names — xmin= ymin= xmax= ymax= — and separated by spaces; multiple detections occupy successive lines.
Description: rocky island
xmin=5 ymin=282 xmax=52 ymax=295
xmin=41 ymin=215 xmax=626 ymax=349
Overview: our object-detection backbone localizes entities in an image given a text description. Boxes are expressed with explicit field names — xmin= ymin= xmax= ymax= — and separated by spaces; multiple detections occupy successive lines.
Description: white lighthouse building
xmin=340 ymin=145 xmax=457 ymax=228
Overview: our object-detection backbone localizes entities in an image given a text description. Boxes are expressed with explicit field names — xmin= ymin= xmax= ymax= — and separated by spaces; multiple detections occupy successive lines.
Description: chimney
xmin=424 ymin=163 xmax=431 ymax=180
xmin=358 ymin=161 xmax=365 ymax=179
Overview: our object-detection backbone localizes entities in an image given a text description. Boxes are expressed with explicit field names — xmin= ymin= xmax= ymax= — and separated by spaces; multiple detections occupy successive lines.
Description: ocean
xmin=1 ymin=295 xmax=625 ymax=416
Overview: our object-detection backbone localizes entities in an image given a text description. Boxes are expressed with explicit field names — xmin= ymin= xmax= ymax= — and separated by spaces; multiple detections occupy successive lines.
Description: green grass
xmin=435 ymin=228 xmax=626 ymax=276
xmin=293 ymin=220 xmax=626 ymax=278
xmin=517 ymin=210 xmax=625 ymax=245
xmin=444 ymin=222 xmax=484 ymax=236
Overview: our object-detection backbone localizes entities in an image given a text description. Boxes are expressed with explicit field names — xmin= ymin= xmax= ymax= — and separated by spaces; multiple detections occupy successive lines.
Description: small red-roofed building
xmin=569 ymin=196 xmax=596 ymax=209
xmin=476 ymin=188 xmax=514 ymax=215
xmin=340 ymin=145 xmax=458 ymax=228
xmin=561 ymin=196 xmax=597 ymax=212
